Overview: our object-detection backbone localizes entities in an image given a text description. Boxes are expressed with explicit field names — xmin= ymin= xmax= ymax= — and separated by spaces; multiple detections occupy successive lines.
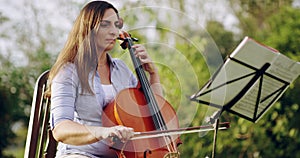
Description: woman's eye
xmin=99 ymin=20 xmax=122 ymax=29
xmin=115 ymin=22 xmax=123 ymax=29
xmin=100 ymin=21 xmax=110 ymax=28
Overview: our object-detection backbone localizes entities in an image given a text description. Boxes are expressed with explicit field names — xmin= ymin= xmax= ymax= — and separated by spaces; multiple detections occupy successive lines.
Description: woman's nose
xmin=109 ymin=27 xmax=119 ymax=36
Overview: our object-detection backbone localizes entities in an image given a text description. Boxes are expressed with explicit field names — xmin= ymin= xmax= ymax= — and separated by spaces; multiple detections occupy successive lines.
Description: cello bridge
xmin=164 ymin=151 xmax=180 ymax=158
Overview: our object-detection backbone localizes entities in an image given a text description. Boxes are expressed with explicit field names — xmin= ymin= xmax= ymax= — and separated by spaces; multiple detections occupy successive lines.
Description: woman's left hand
xmin=132 ymin=44 xmax=163 ymax=96
xmin=132 ymin=44 xmax=157 ymax=75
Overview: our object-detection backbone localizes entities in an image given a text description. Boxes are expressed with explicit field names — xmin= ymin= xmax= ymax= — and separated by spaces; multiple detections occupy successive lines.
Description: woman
xmin=48 ymin=1 xmax=162 ymax=157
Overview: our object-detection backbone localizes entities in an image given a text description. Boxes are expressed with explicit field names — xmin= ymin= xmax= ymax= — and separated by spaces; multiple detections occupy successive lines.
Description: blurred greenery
xmin=0 ymin=0 xmax=299 ymax=158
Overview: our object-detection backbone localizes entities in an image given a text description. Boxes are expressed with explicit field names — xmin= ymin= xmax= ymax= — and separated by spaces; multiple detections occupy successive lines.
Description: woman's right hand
xmin=102 ymin=125 xmax=134 ymax=143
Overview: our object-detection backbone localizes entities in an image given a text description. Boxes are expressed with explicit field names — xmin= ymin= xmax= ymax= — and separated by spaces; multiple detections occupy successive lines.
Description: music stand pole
xmin=211 ymin=118 xmax=219 ymax=158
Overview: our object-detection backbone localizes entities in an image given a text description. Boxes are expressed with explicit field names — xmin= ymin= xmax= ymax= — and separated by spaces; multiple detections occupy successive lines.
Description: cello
xmin=102 ymin=31 xmax=182 ymax=158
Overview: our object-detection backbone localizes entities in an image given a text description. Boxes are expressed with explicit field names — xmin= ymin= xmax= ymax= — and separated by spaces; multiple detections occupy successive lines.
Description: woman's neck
xmin=98 ymin=51 xmax=108 ymax=66
xmin=97 ymin=52 xmax=111 ymax=84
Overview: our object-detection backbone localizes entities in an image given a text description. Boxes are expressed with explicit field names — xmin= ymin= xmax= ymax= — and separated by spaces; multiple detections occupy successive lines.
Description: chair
xmin=24 ymin=70 xmax=57 ymax=158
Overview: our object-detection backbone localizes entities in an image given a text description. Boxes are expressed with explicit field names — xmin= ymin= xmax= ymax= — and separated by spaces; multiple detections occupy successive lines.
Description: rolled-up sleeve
xmin=50 ymin=64 xmax=78 ymax=129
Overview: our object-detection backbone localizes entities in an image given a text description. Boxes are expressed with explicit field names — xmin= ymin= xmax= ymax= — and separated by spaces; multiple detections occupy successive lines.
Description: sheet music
xmin=230 ymin=37 xmax=300 ymax=82
xmin=230 ymin=37 xmax=300 ymax=121
xmin=231 ymin=75 xmax=287 ymax=120
xmin=191 ymin=36 xmax=300 ymax=122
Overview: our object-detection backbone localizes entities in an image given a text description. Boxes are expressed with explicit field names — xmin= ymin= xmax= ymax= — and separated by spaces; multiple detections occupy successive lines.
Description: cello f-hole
xmin=144 ymin=149 xmax=152 ymax=158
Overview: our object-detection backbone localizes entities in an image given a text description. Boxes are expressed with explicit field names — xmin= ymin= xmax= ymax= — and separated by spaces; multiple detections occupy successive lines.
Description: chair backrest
xmin=24 ymin=70 xmax=57 ymax=158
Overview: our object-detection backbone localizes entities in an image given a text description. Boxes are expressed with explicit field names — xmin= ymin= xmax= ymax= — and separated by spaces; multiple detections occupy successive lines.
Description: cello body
xmin=102 ymin=88 xmax=181 ymax=158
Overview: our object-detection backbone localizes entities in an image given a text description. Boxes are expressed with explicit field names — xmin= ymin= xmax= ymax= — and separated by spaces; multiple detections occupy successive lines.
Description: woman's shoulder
xmin=59 ymin=62 xmax=77 ymax=74
xmin=111 ymin=58 xmax=129 ymax=69
xmin=53 ymin=62 xmax=79 ymax=82
xmin=111 ymin=57 xmax=124 ymax=64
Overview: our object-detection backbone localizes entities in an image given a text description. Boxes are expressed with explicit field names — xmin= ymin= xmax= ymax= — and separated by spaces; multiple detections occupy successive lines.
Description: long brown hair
xmin=48 ymin=1 xmax=119 ymax=94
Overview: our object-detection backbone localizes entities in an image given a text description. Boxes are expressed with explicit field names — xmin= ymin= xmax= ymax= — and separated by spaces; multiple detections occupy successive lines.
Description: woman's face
xmin=96 ymin=8 xmax=120 ymax=52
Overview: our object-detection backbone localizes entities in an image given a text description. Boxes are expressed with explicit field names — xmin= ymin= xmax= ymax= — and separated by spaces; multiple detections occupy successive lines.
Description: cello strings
xmin=140 ymin=71 xmax=175 ymax=151
xmin=136 ymin=55 xmax=177 ymax=152
xmin=129 ymin=37 xmax=177 ymax=152
xmin=131 ymin=44 xmax=166 ymax=131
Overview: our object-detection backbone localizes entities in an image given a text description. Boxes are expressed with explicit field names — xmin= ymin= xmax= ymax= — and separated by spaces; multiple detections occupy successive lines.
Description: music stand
xmin=190 ymin=37 xmax=300 ymax=158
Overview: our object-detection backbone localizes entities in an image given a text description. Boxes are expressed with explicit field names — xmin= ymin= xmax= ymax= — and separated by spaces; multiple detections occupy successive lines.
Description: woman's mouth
xmin=106 ymin=39 xmax=115 ymax=43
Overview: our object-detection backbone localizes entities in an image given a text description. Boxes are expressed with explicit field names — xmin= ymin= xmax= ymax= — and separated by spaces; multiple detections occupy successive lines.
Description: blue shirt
xmin=50 ymin=56 xmax=138 ymax=158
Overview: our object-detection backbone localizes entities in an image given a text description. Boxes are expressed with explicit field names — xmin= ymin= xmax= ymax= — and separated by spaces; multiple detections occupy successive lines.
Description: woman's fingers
xmin=132 ymin=44 xmax=156 ymax=74
xmin=108 ymin=125 xmax=134 ymax=143
xmin=132 ymin=44 xmax=149 ymax=60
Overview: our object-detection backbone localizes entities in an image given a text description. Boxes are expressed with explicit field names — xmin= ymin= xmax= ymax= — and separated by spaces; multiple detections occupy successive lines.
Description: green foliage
xmin=0 ymin=64 xmax=33 ymax=157
xmin=266 ymin=7 xmax=300 ymax=59
xmin=0 ymin=11 xmax=53 ymax=156
xmin=0 ymin=58 xmax=52 ymax=157
xmin=221 ymin=2 xmax=300 ymax=158
xmin=206 ymin=20 xmax=235 ymax=57
xmin=0 ymin=85 xmax=17 ymax=158
xmin=259 ymin=6 xmax=300 ymax=158
xmin=230 ymin=0 xmax=293 ymax=40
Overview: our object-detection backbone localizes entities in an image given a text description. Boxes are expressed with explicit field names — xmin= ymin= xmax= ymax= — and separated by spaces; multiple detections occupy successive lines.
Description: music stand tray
xmin=191 ymin=36 xmax=300 ymax=123
xmin=190 ymin=36 xmax=300 ymax=158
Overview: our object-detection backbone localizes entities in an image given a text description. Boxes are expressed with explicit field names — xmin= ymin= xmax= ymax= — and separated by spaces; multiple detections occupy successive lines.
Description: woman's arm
xmin=52 ymin=120 xmax=134 ymax=145
xmin=52 ymin=120 xmax=99 ymax=145
xmin=50 ymin=64 xmax=133 ymax=145
xmin=149 ymin=69 xmax=163 ymax=96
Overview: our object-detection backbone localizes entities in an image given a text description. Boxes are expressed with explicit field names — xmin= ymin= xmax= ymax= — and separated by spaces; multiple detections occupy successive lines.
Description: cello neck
xmin=121 ymin=34 xmax=167 ymax=131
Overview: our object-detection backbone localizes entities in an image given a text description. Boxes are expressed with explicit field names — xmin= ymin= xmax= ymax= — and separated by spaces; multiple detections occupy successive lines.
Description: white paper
xmin=191 ymin=37 xmax=300 ymax=122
